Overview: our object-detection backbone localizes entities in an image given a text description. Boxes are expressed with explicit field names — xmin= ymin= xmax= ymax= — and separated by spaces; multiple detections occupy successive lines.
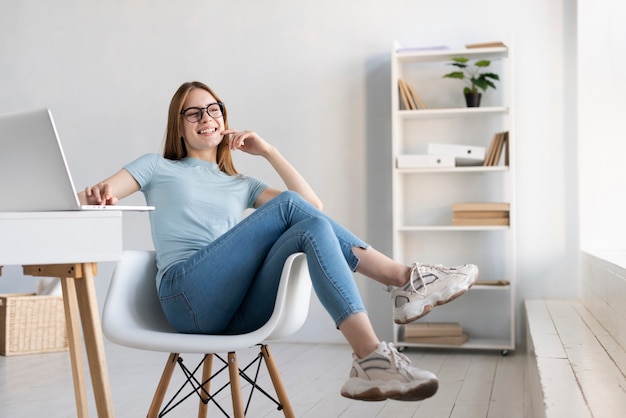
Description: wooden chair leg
xmin=197 ymin=354 xmax=213 ymax=418
xmin=227 ymin=352 xmax=245 ymax=418
xmin=261 ymin=345 xmax=295 ymax=418
xmin=148 ymin=353 xmax=179 ymax=418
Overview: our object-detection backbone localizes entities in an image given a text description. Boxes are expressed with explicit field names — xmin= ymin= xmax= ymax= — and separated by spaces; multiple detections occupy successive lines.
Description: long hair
xmin=163 ymin=81 xmax=238 ymax=175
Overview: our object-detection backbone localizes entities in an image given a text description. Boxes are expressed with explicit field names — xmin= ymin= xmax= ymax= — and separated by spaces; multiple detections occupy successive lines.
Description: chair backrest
xmin=102 ymin=250 xmax=311 ymax=353
xmin=265 ymin=251 xmax=311 ymax=341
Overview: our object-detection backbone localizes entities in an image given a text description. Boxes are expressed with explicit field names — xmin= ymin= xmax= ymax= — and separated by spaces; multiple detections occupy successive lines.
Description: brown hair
xmin=163 ymin=81 xmax=238 ymax=175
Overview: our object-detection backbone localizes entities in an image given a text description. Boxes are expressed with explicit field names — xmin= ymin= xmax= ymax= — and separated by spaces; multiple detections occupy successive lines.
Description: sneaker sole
xmin=341 ymin=378 xmax=439 ymax=402
xmin=394 ymin=271 xmax=479 ymax=324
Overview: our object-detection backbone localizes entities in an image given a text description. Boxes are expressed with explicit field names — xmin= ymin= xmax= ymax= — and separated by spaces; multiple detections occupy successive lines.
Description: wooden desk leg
xmin=75 ymin=262 xmax=115 ymax=418
xmin=60 ymin=275 xmax=90 ymax=418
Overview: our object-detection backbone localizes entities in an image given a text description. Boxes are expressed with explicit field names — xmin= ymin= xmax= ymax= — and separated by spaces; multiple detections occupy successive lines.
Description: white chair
xmin=102 ymin=250 xmax=311 ymax=418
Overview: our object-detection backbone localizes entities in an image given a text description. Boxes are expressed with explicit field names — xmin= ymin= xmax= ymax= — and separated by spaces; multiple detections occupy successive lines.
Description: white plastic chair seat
xmin=103 ymin=250 xmax=311 ymax=353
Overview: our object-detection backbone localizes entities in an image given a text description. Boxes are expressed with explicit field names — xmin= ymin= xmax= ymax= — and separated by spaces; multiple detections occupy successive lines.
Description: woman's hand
xmin=222 ymin=129 xmax=274 ymax=157
xmin=83 ymin=183 xmax=119 ymax=205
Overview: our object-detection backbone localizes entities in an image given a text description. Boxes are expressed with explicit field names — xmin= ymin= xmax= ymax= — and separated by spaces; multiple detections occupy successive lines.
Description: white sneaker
xmin=341 ymin=342 xmax=438 ymax=401
xmin=390 ymin=263 xmax=478 ymax=324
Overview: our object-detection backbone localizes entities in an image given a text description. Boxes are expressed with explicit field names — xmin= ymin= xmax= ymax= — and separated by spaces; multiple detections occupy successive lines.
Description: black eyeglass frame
xmin=180 ymin=102 xmax=225 ymax=122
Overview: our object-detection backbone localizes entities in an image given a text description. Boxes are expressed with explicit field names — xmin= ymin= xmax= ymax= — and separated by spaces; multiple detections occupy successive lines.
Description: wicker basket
xmin=0 ymin=293 xmax=68 ymax=356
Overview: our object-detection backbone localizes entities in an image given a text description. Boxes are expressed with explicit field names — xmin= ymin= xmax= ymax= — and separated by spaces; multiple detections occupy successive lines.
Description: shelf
xmin=396 ymin=46 xmax=508 ymax=64
xmin=472 ymin=284 xmax=511 ymax=291
xmin=395 ymin=166 xmax=509 ymax=174
xmin=398 ymin=107 xmax=508 ymax=119
xmin=396 ymin=337 xmax=514 ymax=352
xmin=398 ymin=225 xmax=510 ymax=232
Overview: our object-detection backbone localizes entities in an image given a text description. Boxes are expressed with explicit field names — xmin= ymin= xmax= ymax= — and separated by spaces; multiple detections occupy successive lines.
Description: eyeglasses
xmin=180 ymin=102 xmax=224 ymax=123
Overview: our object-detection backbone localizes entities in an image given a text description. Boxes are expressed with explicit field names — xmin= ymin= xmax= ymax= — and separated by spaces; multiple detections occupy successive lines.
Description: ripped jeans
xmin=158 ymin=191 xmax=370 ymax=334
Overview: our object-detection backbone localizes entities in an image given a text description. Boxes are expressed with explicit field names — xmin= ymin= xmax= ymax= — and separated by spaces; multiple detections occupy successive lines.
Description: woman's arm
xmin=255 ymin=147 xmax=323 ymax=209
xmin=223 ymin=129 xmax=323 ymax=210
xmin=77 ymin=168 xmax=141 ymax=205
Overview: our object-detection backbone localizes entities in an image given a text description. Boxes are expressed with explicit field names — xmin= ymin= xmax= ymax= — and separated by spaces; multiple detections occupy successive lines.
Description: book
xmin=483 ymin=132 xmax=501 ymax=166
xmin=475 ymin=280 xmax=510 ymax=286
xmin=483 ymin=132 xmax=499 ymax=166
xmin=404 ymin=82 xmax=427 ymax=109
xmin=452 ymin=217 xmax=509 ymax=226
xmin=483 ymin=132 xmax=509 ymax=166
xmin=397 ymin=154 xmax=455 ymax=169
xmin=492 ymin=131 xmax=507 ymax=165
xmin=491 ymin=133 xmax=504 ymax=165
xmin=404 ymin=322 xmax=463 ymax=338
xmin=503 ymin=131 xmax=510 ymax=166
xmin=398 ymin=80 xmax=411 ymax=110
xmin=453 ymin=210 xmax=509 ymax=219
xmin=405 ymin=333 xmax=469 ymax=345
xmin=398 ymin=79 xmax=418 ymax=110
xmin=398 ymin=78 xmax=427 ymax=109
xmin=465 ymin=41 xmax=506 ymax=49
xmin=452 ymin=202 xmax=510 ymax=212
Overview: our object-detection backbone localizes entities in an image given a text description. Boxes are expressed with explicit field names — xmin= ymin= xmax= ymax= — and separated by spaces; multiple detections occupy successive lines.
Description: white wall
xmin=578 ymin=0 xmax=626 ymax=251
xmin=0 ymin=0 xmax=575 ymax=344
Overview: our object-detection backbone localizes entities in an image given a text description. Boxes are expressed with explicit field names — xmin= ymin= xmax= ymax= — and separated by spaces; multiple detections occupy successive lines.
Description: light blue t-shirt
xmin=124 ymin=153 xmax=269 ymax=287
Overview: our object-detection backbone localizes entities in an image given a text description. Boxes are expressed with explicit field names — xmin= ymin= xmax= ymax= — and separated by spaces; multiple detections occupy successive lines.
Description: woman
xmin=79 ymin=81 xmax=478 ymax=402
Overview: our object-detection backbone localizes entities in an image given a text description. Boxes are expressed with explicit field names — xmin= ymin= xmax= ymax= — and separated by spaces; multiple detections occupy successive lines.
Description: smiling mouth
xmin=198 ymin=127 xmax=217 ymax=135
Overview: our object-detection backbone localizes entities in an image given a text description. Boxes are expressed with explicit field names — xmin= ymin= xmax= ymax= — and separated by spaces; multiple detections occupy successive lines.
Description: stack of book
xmin=483 ymin=131 xmax=509 ymax=166
xmin=403 ymin=322 xmax=468 ymax=345
xmin=398 ymin=79 xmax=427 ymax=110
xmin=452 ymin=202 xmax=510 ymax=226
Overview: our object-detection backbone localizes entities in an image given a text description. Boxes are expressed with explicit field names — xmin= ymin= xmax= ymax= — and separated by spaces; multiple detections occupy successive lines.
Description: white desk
xmin=0 ymin=211 xmax=123 ymax=418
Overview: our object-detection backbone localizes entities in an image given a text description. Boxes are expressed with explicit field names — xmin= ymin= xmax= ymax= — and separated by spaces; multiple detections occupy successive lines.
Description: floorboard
xmin=0 ymin=340 xmax=528 ymax=417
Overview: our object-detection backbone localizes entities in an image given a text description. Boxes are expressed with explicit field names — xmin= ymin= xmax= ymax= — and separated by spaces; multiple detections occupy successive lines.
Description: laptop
xmin=0 ymin=108 xmax=154 ymax=212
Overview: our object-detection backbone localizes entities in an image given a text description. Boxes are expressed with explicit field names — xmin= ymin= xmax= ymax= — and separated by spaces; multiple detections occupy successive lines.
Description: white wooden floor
xmin=0 ymin=340 xmax=530 ymax=417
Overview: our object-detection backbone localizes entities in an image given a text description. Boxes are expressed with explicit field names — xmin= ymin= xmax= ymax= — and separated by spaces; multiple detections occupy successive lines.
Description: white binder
xmin=396 ymin=154 xmax=455 ymax=168
xmin=427 ymin=143 xmax=485 ymax=166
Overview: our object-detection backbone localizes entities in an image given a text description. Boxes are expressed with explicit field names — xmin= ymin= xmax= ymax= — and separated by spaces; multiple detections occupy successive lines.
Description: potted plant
xmin=442 ymin=57 xmax=499 ymax=107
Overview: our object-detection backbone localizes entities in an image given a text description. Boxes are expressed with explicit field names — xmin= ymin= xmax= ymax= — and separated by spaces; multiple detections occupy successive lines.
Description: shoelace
xmin=385 ymin=262 xmax=445 ymax=294
xmin=408 ymin=262 xmax=426 ymax=295
xmin=408 ymin=262 xmax=446 ymax=294
xmin=385 ymin=342 xmax=412 ymax=370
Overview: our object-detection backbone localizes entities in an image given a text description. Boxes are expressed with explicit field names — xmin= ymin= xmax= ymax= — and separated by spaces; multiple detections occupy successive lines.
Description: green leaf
xmin=473 ymin=79 xmax=489 ymax=91
xmin=474 ymin=60 xmax=491 ymax=67
xmin=442 ymin=71 xmax=465 ymax=80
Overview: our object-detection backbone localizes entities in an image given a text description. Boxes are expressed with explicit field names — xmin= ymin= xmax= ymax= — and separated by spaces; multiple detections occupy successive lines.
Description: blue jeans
xmin=158 ymin=191 xmax=370 ymax=334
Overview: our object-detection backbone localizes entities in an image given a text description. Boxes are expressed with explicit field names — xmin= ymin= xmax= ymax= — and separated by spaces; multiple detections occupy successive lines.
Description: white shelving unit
xmin=391 ymin=41 xmax=515 ymax=354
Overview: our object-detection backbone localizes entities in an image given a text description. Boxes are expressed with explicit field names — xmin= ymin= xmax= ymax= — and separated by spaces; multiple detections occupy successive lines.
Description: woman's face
xmin=179 ymin=88 xmax=225 ymax=160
